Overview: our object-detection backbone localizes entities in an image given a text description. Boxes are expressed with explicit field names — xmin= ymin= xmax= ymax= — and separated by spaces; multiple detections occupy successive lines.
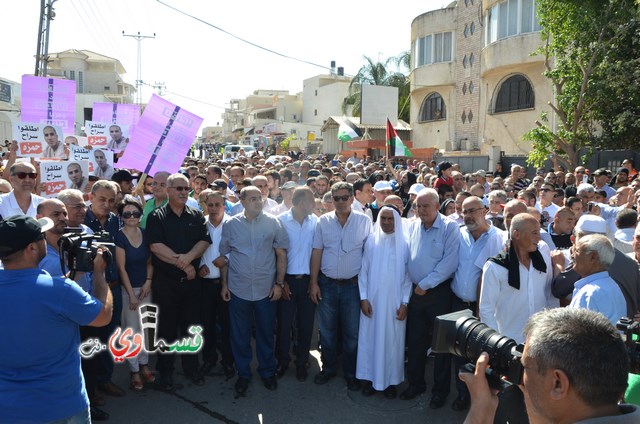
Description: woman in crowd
xmin=115 ymin=196 xmax=154 ymax=391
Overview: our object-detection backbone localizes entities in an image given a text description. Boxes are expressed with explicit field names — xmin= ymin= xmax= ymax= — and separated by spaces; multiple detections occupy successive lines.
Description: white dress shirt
xmin=278 ymin=210 xmax=318 ymax=274
xmin=0 ymin=192 xmax=45 ymax=219
xmin=199 ymin=215 xmax=229 ymax=279
xmin=479 ymin=254 xmax=558 ymax=343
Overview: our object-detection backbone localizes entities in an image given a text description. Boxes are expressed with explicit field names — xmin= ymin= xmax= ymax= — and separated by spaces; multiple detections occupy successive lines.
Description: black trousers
xmin=153 ymin=273 xmax=202 ymax=377
xmin=201 ymin=278 xmax=233 ymax=367
xmin=406 ymin=279 xmax=453 ymax=396
xmin=450 ymin=294 xmax=478 ymax=399
xmin=276 ymin=274 xmax=316 ymax=367
xmin=80 ymin=325 xmax=100 ymax=402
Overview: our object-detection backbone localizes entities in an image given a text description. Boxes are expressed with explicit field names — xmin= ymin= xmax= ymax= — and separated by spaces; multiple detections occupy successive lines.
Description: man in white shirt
xmin=351 ymin=178 xmax=374 ymax=220
xmin=0 ymin=162 xmax=44 ymax=219
xmin=537 ymin=182 xmax=559 ymax=224
xmin=480 ymin=214 xmax=558 ymax=344
xmin=229 ymin=176 xmax=279 ymax=216
xmin=198 ymin=192 xmax=234 ymax=379
xmin=275 ymin=187 xmax=318 ymax=381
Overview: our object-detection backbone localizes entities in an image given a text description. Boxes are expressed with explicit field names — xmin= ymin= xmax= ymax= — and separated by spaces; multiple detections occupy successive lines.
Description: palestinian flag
xmin=337 ymin=120 xmax=362 ymax=142
xmin=386 ymin=118 xmax=412 ymax=157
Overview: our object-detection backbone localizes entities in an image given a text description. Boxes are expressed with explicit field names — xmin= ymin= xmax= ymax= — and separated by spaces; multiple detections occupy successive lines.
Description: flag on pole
xmin=386 ymin=118 xmax=412 ymax=157
xmin=337 ymin=120 xmax=362 ymax=142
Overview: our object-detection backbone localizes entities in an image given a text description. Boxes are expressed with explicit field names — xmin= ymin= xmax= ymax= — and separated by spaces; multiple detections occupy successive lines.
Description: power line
xmin=139 ymin=81 xmax=227 ymax=110
xmin=155 ymin=0 xmax=334 ymax=72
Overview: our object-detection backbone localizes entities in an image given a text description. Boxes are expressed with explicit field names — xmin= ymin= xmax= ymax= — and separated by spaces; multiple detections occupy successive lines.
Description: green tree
xmin=524 ymin=0 xmax=640 ymax=169
xmin=342 ymin=53 xmax=411 ymax=122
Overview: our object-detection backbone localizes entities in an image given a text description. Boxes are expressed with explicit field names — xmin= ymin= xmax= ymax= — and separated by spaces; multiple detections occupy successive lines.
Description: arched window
xmin=419 ymin=93 xmax=446 ymax=122
xmin=494 ymin=74 xmax=534 ymax=113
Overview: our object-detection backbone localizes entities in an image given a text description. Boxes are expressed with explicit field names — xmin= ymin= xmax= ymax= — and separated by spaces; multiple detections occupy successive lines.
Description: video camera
xmin=617 ymin=317 xmax=640 ymax=373
xmin=432 ymin=309 xmax=524 ymax=391
xmin=58 ymin=229 xmax=115 ymax=276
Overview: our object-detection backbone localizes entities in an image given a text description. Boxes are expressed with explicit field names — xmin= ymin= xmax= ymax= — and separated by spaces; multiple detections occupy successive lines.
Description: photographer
xmin=0 ymin=215 xmax=112 ymax=423
xmin=460 ymin=308 xmax=639 ymax=424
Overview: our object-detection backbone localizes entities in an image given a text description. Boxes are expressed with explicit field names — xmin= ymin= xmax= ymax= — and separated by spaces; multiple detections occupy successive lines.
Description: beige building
xmin=410 ymin=0 xmax=552 ymax=160
xmin=0 ymin=78 xmax=21 ymax=143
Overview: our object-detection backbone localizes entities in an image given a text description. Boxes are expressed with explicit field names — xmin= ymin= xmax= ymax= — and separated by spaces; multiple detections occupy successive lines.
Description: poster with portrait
xmin=89 ymin=148 xmax=115 ymax=180
xmin=105 ymin=123 xmax=130 ymax=152
xmin=13 ymin=122 xmax=64 ymax=158
xmin=92 ymin=102 xmax=140 ymax=136
xmin=64 ymin=134 xmax=89 ymax=148
xmin=84 ymin=121 xmax=109 ymax=148
xmin=63 ymin=160 xmax=90 ymax=193
xmin=39 ymin=161 xmax=68 ymax=198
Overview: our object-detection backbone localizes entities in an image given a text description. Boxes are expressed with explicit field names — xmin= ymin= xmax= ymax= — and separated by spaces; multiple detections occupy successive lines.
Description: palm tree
xmin=342 ymin=52 xmax=411 ymax=122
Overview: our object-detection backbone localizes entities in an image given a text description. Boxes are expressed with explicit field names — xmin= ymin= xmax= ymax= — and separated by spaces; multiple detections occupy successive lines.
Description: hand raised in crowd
xmin=396 ymin=304 xmax=407 ymax=321
xmin=269 ymin=284 xmax=282 ymax=301
xmin=360 ymin=299 xmax=373 ymax=318
xmin=308 ymin=282 xmax=322 ymax=304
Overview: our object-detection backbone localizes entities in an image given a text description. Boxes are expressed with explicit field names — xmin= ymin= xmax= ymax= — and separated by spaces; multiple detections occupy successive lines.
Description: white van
xmin=223 ymin=144 xmax=258 ymax=159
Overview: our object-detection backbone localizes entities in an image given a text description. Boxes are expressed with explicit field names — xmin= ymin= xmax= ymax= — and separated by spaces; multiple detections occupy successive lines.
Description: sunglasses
xmin=332 ymin=195 xmax=350 ymax=202
xmin=122 ymin=211 xmax=142 ymax=219
xmin=13 ymin=172 xmax=37 ymax=179
xmin=169 ymin=186 xmax=190 ymax=192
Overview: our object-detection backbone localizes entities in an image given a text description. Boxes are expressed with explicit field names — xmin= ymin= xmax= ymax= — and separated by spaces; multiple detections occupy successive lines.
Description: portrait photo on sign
xmin=90 ymin=149 xmax=115 ymax=180
xmin=13 ymin=122 xmax=65 ymax=159
xmin=64 ymin=160 xmax=91 ymax=193
xmin=105 ymin=123 xmax=130 ymax=152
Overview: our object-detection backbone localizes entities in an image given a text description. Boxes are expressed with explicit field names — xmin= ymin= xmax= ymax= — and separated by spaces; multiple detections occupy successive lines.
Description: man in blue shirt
xmin=0 ymin=215 xmax=112 ymax=423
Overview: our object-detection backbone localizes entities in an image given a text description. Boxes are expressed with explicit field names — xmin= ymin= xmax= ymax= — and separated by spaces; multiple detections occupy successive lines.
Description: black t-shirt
xmin=145 ymin=203 xmax=210 ymax=278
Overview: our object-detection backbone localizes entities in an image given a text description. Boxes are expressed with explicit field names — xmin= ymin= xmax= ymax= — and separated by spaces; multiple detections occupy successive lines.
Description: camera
xmin=616 ymin=317 xmax=640 ymax=373
xmin=58 ymin=229 xmax=115 ymax=274
xmin=432 ymin=309 xmax=524 ymax=390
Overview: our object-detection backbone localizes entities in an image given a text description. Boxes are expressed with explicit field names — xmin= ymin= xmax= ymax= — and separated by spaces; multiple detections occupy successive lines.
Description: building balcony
xmin=411 ymin=62 xmax=456 ymax=90
xmin=481 ymin=32 xmax=544 ymax=77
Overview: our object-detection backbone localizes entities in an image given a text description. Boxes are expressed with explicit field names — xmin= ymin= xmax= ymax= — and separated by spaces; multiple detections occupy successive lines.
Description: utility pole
xmin=122 ymin=31 xmax=156 ymax=104
xmin=152 ymin=81 xmax=166 ymax=96
xmin=34 ymin=0 xmax=57 ymax=76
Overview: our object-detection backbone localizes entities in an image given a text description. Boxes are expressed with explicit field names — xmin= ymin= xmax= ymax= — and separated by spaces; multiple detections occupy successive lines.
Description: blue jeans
xmin=316 ymin=274 xmax=360 ymax=379
xmin=229 ymin=293 xmax=277 ymax=380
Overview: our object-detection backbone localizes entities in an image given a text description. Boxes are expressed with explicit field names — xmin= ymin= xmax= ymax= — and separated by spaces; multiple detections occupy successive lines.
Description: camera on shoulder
xmin=58 ymin=228 xmax=115 ymax=273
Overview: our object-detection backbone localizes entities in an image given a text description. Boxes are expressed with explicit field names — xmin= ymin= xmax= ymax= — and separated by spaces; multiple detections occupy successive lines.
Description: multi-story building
xmin=410 ymin=0 xmax=552 ymax=164
xmin=47 ymin=49 xmax=135 ymax=131
xmin=0 ymin=78 xmax=21 ymax=142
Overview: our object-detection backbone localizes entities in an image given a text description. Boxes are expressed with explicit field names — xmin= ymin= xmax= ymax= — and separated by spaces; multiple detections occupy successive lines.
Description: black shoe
xmin=90 ymin=406 xmax=110 ymax=421
xmin=314 ymin=371 xmax=337 ymax=385
xmin=429 ymin=393 xmax=447 ymax=409
xmin=155 ymin=374 xmax=174 ymax=392
xmin=276 ymin=364 xmax=288 ymax=379
xmin=199 ymin=361 xmax=216 ymax=376
xmin=296 ymin=365 xmax=308 ymax=382
xmin=399 ymin=385 xmax=425 ymax=400
xmin=235 ymin=377 xmax=249 ymax=396
xmin=187 ymin=371 xmax=205 ymax=386
xmin=222 ymin=364 xmax=236 ymax=379
xmin=263 ymin=376 xmax=278 ymax=390
xmin=451 ymin=395 xmax=470 ymax=411
xmin=361 ymin=381 xmax=375 ymax=396
xmin=383 ymin=386 xmax=397 ymax=399
xmin=346 ymin=377 xmax=361 ymax=391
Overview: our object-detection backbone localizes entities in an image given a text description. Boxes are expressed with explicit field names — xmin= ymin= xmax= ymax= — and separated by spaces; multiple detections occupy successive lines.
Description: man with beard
xmin=106 ymin=124 xmax=128 ymax=151
xmin=93 ymin=149 xmax=114 ymax=180
xmin=67 ymin=162 xmax=89 ymax=193
xmin=43 ymin=125 xmax=67 ymax=159
xmin=447 ymin=196 xmax=504 ymax=410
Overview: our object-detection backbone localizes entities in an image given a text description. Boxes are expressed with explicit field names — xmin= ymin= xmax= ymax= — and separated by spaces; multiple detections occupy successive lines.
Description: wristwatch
xmin=275 ymin=281 xmax=285 ymax=288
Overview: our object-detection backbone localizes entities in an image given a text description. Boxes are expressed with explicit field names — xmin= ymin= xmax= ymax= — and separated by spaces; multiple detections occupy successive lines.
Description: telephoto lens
xmin=432 ymin=309 xmax=524 ymax=388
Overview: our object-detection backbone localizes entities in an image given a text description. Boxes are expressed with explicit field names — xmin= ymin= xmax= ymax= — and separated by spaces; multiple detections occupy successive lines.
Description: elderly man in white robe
xmin=356 ymin=205 xmax=412 ymax=398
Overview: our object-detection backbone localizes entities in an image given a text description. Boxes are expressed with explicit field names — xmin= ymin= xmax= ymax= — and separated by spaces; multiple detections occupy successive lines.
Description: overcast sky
xmin=4 ymin=0 xmax=448 ymax=128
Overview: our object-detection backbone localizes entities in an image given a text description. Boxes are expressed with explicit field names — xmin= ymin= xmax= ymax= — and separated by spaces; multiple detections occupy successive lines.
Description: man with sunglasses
xmin=309 ymin=182 xmax=372 ymax=391
xmin=0 ymin=162 xmax=44 ymax=220
xmin=146 ymin=173 xmax=211 ymax=390
xmin=537 ymin=182 xmax=559 ymax=225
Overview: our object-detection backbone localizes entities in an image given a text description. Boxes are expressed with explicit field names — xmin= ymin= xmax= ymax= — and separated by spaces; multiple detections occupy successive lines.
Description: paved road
xmin=103 ymin=349 xmax=467 ymax=424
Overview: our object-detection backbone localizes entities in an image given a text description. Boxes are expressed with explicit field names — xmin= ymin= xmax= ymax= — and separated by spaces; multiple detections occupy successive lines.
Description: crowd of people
xmin=1 ymin=142 xmax=639 ymax=423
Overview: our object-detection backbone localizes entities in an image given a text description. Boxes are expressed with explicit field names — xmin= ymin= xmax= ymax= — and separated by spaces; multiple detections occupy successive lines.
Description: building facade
xmin=410 ymin=0 xmax=552 ymax=159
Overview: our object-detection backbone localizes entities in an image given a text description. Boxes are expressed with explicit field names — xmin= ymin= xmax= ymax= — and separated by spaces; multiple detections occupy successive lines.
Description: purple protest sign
xmin=21 ymin=75 xmax=76 ymax=135
xmin=92 ymin=102 xmax=141 ymax=134
xmin=117 ymin=94 xmax=203 ymax=175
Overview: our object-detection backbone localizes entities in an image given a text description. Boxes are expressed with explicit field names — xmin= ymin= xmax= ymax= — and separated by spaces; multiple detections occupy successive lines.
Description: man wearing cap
xmin=0 ymin=162 xmax=44 ymax=219
xmin=592 ymin=168 xmax=616 ymax=200
xmin=370 ymin=180 xmax=394 ymax=222
xmin=551 ymin=215 xmax=640 ymax=318
xmin=0 ymin=215 xmax=112 ymax=423
xmin=612 ymin=167 xmax=630 ymax=189
xmin=474 ymin=170 xmax=489 ymax=194
xmin=273 ymin=181 xmax=297 ymax=215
